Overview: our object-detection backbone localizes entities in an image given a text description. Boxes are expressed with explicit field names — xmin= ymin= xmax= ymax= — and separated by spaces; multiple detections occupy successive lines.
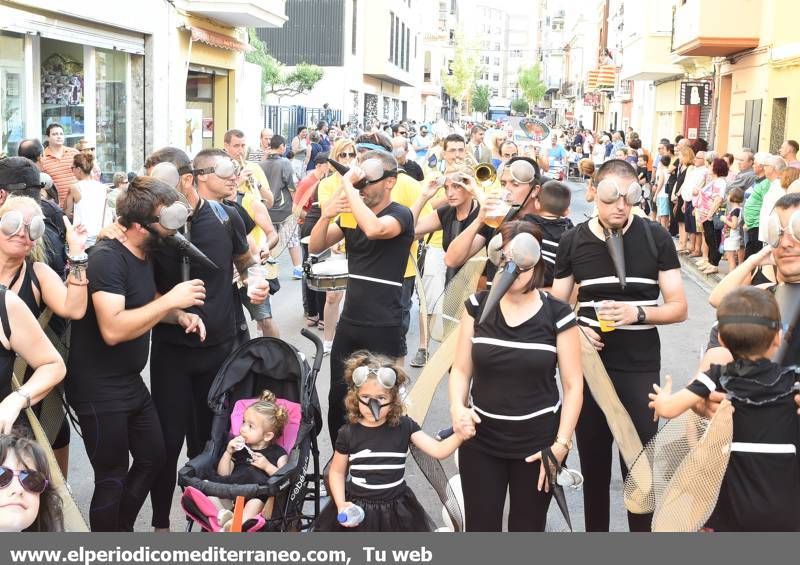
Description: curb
xmin=678 ymin=253 xmax=722 ymax=294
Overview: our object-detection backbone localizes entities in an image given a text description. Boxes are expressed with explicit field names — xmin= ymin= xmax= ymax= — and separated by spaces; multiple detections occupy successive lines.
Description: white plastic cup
xmin=247 ymin=265 xmax=269 ymax=299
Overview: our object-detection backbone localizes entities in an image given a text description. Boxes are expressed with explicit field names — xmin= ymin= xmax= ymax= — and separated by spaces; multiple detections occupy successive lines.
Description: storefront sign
xmin=680 ymin=81 xmax=711 ymax=106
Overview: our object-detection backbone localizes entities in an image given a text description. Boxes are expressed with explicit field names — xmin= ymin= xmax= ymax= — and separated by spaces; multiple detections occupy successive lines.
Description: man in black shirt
xmin=310 ymin=150 xmax=414 ymax=444
xmin=551 ymin=159 xmax=688 ymax=532
xmin=391 ymin=136 xmax=424 ymax=181
xmin=67 ymin=176 xmax=206 ymax=531
xmin=147 ymin=148 xmax=265 ymax=531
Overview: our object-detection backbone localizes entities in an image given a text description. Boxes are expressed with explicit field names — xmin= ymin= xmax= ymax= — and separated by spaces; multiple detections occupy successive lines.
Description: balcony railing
xmin=671 ymin=0 xmax=760 ymax=57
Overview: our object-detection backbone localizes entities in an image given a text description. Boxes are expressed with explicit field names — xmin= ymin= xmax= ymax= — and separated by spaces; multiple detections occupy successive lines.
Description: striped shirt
xmin=41 ymin=146 xmax=79 ymax=208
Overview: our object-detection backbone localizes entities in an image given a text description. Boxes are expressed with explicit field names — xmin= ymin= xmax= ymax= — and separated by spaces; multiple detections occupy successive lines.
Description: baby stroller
xmin=178 ymin=329 xmax=324 ymax=532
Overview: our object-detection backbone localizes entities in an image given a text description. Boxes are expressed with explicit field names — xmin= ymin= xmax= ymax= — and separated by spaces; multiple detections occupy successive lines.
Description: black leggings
xmin=458 ymin=442 xmax=551 ymax=531
xmin=328 ymin=321 xmax=404 ymax=445
xmin=77 ymin=394 xmax=165 ymax=531
xmin=149 ymin=339 xmax=234 ymax=529
xmin=575 ymin=369 xmax=659 ymax=532
xmin=702 ymin=220 xmax=722 ymax=266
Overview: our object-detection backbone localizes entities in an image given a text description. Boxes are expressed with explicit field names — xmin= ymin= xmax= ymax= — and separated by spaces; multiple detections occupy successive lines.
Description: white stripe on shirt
xmin=471 ymin=337 xmax=557 ymax=352
xmin=349 ymin=273 xmax=403 ymax=287
xmin=351 ymin=477 xmax=406 ymax=490
xmin=469 ymin=294 xmax=479 ymax=306
xmin=349 ymin=449 xmax=408 ymax=461
xmin=694 ymin=373 xmax=716 ymax=393
xmin=581 ymin=276 xmax=658 ymax=287
xmin=556 ymin=312 xmax=576 ymax=329
xmin=473 ymin=400 xmax=561 ymax=421
xmin=731 ymin=442 xmax=797 ymax=454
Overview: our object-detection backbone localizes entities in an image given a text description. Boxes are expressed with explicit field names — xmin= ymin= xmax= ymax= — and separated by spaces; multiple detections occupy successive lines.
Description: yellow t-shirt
xmin=238 ymin=162 xmax=271 ymax=247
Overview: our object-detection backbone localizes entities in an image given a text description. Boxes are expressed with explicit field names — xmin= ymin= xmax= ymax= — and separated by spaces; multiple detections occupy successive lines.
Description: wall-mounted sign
xmin=680 ymin=81 xmax=711 ymax=106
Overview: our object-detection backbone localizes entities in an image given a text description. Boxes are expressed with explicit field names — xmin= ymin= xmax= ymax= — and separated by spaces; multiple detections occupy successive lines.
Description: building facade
xmin=257 ymin=0 xmax=423 ymax=131
xmin=0 ymin=0 xmax=281 ymax=173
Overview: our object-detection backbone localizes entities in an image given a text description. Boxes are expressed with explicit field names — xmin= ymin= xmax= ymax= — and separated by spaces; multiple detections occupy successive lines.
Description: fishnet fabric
xmin=623 ymin=400 xmax=734 ymax=531
xmin=430 ymin=252 xmax=487 ymax=343
xmin=409 ymin=444 xmax=464 ymax=531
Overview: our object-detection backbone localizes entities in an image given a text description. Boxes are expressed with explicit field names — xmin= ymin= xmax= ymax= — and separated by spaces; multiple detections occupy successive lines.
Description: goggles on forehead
xmin=352 ymin=365 xmax=397 ymax=389
xmin=767 ymin=209 xmax=800 ymax=248
xmin=596 ymin=179 xmax=643 ymax=205
xmin=0 ymin=210 xmax=45 ymax=240
xmin=137 ymin=201 xmax=190 ymax=231
xmin=192 ymin=158 xmax=237 ymax=179
xmin=0 ymin=465 xmax=48 ymax=494
xmin=354 ymin=158 xmax=398 ymax=189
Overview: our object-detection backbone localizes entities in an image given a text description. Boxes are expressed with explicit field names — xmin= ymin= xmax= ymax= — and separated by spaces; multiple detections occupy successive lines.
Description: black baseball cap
xmin=0 ymin=157 xmax=43 ymax=191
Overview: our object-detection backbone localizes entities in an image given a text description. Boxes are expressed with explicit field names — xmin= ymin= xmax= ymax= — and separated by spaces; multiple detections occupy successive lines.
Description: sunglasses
xmin=0 ymin=465 xmax=48 ymax=494
xmin=767 ymin=210 xmax=800 ymax=248
xmin=0 ymin=210 xmax=46 ymax=240
xmin=338 ymin=152 xmax=356 ymax=159
xmin=352 ymin=365 xmax=397 ymax=389
xmin=596 ymin=179 xmax=643 ymax=205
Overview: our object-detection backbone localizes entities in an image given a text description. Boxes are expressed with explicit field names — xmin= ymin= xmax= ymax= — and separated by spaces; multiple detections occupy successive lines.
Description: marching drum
xmin=307 ymin=258 xmax=349 ymax=292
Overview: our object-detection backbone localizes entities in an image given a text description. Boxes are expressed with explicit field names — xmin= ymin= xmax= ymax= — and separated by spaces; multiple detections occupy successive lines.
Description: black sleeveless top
xmin=14 ymin=260 xmax=43 ymax=318
xmin=0 ymin=288 xmax=18 ymax=401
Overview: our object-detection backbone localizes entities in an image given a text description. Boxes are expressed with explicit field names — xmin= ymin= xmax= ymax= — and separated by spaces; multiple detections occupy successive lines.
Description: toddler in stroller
xmin=178 ymin=332 xmax=324 ymax=532
xmin=206 ymin=390 xmax=289 ymax=531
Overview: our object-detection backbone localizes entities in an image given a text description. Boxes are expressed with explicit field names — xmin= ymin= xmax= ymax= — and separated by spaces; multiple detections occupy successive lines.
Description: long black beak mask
xmin=603 ymin=224 xmax=627 ymax=290
xmin=359 ymin=398 xmax=391 ymax=421
xmin=160 ymin=231 xmax=220 ymax=272
xmin=479 ymin=232 xmax=541 ymax=324
xmin=773 ymin=284 xmax=800 ymax=365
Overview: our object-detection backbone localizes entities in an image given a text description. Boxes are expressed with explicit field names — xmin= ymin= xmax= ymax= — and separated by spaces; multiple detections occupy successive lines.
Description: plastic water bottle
xmin=337 ymin=504 xmax=365 ymax=527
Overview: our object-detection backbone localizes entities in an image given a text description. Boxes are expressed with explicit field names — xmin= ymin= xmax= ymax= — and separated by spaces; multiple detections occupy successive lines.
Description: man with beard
xmin=146 ymin=148 xmax=267 ymax=531
xmin=309 ymin=150 xmax=414 ymax=444
xmin=66 ymin=176 xmax=206 ymax=530
xmin=551 ymin=159 xmax=688 ymax=531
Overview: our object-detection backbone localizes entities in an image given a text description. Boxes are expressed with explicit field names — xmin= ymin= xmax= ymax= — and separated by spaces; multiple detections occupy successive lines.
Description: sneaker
xmin=323 ymin=341 xmax=333 ymax=356
xmin=410 ymin=348 xmax=428 ymax=367
xmin=291 ymin=266 xmax=303 ymax=280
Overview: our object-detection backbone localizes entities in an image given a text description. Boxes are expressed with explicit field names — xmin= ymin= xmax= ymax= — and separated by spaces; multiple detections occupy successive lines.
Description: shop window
xmin=96 ymin=49 xmax=127 ymax=182
xmin=40 ymin=38 xmax=85 ymax=147
xmin=742 ymin=99 xmax=762 ymax=153
xmin=0 ymin=32 xmax=26 ymax=156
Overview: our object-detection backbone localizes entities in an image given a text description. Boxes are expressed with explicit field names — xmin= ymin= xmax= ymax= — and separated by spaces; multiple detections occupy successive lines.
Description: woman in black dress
xmin=449 ymin=220 xmax=583 ymax=531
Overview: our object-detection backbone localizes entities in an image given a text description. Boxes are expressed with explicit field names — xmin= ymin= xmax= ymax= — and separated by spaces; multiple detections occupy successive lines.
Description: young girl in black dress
xmin=650 ymin=287 xmax=800 ymax=531
xmin=316 ymin=351 xmax=463 ymax=532
xmin=211 ymin=390 xmax=289 ymax=531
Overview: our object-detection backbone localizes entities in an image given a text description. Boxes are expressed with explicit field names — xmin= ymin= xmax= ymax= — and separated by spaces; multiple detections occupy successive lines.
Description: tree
xmin=246 ymin=29 xmax=323 ymax=101
xmin=511 ymin=98 xmax=530 ymax=115
xmin=472 ymin=84 xmax=491 ymax=114
xmin=441 ymin=31 xmax=483 ymax=114
xmin=517 ymin=64 xmax=547 ymax=107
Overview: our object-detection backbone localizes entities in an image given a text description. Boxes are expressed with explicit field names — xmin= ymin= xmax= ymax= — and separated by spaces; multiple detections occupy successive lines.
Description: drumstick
xmin=406 ymin=329 xmax=459 ymax=424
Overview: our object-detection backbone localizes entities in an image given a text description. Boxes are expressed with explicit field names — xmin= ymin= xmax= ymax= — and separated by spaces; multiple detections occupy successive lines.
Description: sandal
xmin=305 ymin=315 xmax=319 ymax=327
xmin=317 ymin=320 xmax=325 ymax=331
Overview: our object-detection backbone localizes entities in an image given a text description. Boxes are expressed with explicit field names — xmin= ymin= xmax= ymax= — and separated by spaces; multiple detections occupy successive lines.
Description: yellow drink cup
xmin=594 ymin=301 xmax=616 ymax=332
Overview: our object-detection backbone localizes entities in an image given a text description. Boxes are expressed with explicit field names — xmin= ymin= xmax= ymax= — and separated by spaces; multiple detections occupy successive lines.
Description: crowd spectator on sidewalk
xmin=743 ymin=152 xmax=773 ymax=258
xmin=467 ymin=125 xmax=491 ymax=164
xmin=411 ymin=125 xmax=432 ymax=163
xmin=75 ymin=140 xmax=101 ymax=181
xmin=290 ymin=127 xmax=310 ymax=182
xmin=40 ymin=124 xmax=78 ymax=210
xmin=694 ymin=158 xmax=728 ymax=275
xmin=71 ymin=153 xmax=112 ymax=247
xmin=728 ymin=150 xmax=756 ymax=192
xmin=247 ymin=128 xmax=273 ymax=163
xmin=758 ymin=156 xmax=789 ymax=245
xmin=779 ymin=139 xmax=800 ymax=169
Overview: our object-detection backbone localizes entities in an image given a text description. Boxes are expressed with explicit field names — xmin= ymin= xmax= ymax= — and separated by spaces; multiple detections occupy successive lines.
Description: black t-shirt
xmin=555 ymin=216 xmax=680 ymax=373
xmin=464 ymin=290 xmax=576 ymax=458
xmin=228 ymin=198 xmax=257 ymax=235
xmin=524 ymin=214 xmax=574 ymax=288
xmin=687 ymin=361 xmax=800 ymax=531
xmin=436 ymin=202 xmax=480 ymax=284
xmin=336 ymin=416 xmax=420 ymax=501
xmin=402 ymin=160 xmax=425 ymax=182
xmin=339 ymin=202 xmax=414 ymax=327
xmin=217 ymin=443 xmax=287 ymax=486
xmin=66 ymin=239 xmax=155 ymax=413
xmin=152 ymin=200 xmax=249 ymax=348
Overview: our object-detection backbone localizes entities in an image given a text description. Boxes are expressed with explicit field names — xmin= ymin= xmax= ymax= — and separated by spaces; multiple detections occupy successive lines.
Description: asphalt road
xmin=63 ymin=179 xmax=716 ymax=532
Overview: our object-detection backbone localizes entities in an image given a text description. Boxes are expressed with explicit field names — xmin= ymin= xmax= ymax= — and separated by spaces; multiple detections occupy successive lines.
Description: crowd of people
xmin=0 ymin=113 xmax=798 ymax=535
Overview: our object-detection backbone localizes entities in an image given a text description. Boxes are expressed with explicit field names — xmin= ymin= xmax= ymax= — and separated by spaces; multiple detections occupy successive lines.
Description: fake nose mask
xmin=479 ymin=232 xmax=541 ymax=324
xmin=358 ymin=397 xmax=393 ymax=421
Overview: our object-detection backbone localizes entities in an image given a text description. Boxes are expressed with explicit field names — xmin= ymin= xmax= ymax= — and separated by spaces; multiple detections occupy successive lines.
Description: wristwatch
xmin=636 ymin=306 xmax=647 ymax=324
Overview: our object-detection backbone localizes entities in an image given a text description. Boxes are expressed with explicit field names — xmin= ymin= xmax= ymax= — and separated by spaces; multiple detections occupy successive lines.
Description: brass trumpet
xmin=236 ymin=155 xmax=261 ymax=198
xmin=473 ymin=162 xmax=496 ymax=188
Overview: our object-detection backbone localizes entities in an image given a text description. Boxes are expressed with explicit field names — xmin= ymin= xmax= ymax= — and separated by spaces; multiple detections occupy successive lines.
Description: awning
xmin=187 ymin=26 xmax=252 ymax=52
